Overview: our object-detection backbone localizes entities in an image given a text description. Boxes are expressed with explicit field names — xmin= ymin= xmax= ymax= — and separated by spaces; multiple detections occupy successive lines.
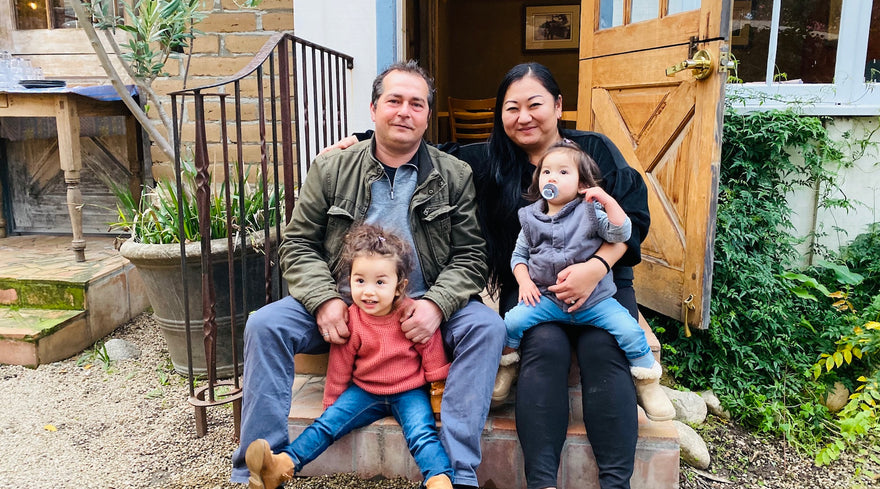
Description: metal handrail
xmin=168 ymin=33 xmax=353 ymax=437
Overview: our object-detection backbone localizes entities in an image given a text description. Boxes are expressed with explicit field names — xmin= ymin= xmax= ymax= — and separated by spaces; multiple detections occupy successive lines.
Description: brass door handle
xmin=666 ymin=49 xmax=713 ymax=79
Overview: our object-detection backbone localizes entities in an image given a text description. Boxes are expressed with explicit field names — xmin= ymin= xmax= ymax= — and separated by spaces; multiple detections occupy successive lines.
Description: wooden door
xmin=577 ymin=0 xmax=731 ymax=329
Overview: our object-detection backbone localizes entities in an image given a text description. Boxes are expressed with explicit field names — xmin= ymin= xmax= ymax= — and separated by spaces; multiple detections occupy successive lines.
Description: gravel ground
xmin=1 ymin=312 xmax=876 ymax=489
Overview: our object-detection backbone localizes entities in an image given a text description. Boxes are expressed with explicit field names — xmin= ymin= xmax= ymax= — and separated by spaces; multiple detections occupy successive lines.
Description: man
xmin=230 ymin=60 xmax=505 ymax=489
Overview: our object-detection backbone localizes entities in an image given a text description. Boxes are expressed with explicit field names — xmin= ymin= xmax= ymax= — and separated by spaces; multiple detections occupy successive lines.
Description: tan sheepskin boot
xmin=631 ymin=362 xmax=675 ymax=422
xmin=492 ymin=351 xmax=520 ymax=404
xmin=430 ymin=380 xmax=445 ymax=421
xmin=424 ymin=474 xmax=453 ymax=489
xmin=245 ymin=438 xmax=295 ymax=489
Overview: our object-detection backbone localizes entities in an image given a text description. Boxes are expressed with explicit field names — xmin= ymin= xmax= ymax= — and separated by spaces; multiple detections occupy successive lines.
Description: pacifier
xmin=541 ymin=183 xmax=558 ymax=200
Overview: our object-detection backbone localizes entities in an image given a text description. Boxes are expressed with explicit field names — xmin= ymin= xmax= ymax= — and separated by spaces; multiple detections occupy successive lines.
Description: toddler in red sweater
xmin=246 ymin=224 xmax=453 ymax=489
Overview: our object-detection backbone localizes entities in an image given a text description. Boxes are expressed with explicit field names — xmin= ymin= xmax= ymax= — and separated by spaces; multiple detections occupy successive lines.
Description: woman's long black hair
xmin=479 ymin=62 xmax=565 ymax=295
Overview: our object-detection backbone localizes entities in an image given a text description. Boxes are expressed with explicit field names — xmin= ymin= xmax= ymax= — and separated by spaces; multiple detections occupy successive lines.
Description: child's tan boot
xmin=430 ymin=380 xmax=445 ymax=421
xmin=424 ymin=474 xmax=453 ymax=489
xmin=492 ymin=351 xmax=520 ymax=405
xmin=245 ymin=438 xmax=295 ymax=489
xmin=631 ymin=362 xmax=675 ymax=422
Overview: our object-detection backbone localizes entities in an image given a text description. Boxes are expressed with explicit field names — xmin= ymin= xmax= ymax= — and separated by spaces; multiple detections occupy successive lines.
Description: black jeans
xmin=508 ymin=286 xmax=639 ymax=489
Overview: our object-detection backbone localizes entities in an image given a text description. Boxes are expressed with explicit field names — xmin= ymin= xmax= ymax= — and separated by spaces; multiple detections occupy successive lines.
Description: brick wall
xmin=148 ymin=0 xmax=295 ymax=181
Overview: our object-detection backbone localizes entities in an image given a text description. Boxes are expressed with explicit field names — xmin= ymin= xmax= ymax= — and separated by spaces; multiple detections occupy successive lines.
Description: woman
xmin=449 ymin=63 xmax=649 ymax=489
xmin=334 ymin=62 xmax=649 ymax=489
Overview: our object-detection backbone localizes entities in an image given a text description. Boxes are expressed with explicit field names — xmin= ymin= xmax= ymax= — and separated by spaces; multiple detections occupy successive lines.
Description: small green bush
xmin=652 ymin=106 xmax=853 ymax=452
xmin=111 ymin=160 xmax=282 ymax=244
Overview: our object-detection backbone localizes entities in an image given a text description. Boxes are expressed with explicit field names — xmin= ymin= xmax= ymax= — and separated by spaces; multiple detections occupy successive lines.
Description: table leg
xmin=125 ymin=114 xmax=142 ymax=207
xmin=0 ymin=179 xmax=6 ymax=238
xmin=55 ymin=95 xmax=86 ymax=262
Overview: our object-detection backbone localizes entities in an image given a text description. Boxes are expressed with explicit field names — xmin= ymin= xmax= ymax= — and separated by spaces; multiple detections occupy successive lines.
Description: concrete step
xmin=0 ymin=236 xmax=151 ymax=367
xmin=0 ymin=307 xmax=88 ymax=366
xmin=287 ymin=374 xmax=680 ymax=489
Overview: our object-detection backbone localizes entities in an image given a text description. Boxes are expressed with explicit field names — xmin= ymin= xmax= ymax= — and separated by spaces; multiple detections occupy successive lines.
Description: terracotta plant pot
xmin=120 ymin=236 xmax=278 ymax=378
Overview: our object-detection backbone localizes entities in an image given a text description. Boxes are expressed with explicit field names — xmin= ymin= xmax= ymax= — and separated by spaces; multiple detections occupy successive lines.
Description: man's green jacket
xmin=279 ymin=137 xmax=488 ymax=320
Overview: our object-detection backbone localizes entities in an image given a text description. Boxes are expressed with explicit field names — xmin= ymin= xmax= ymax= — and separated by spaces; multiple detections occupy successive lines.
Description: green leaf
xmin=815 ymin=260 xmax=865 ymax=286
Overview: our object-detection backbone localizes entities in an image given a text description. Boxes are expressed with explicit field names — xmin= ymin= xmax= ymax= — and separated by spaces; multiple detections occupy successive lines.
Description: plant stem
xmin=71 ymin=0 xmax=175 ymax=160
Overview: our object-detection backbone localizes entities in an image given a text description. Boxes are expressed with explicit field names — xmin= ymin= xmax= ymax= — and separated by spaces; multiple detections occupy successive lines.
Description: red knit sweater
xmin=323 ymin=297 xmax=451 ymax=408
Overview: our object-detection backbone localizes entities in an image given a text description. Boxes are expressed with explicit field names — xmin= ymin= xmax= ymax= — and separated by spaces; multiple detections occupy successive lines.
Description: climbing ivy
xmin=652 ymin=105 xmax=863 ymax=454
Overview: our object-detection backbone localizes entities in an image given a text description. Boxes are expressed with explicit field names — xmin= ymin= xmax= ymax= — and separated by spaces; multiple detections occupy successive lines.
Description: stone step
xmin=0 ymin=236 xmax=151 ymax=367
xmin=0 ymin=277 xmax=87 ymax=310
xmin=287 ymin=374 xmax=679 ymax=489
xmin=0 ymin=306 xmax=88 ymax=366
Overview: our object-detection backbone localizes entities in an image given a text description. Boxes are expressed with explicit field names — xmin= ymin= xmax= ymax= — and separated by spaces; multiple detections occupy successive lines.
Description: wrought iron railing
xmin=168 ymin=33 xmax=353 ymax=437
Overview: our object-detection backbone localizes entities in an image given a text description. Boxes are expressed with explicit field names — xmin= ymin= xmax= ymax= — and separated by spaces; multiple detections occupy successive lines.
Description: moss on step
xmin=0 ymin=279 xmax=85 ymax=310
xmin=0 ymin=307 xmax=85 ymax=341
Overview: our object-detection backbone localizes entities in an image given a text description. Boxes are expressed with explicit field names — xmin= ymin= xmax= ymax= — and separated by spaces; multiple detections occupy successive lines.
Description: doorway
xmin=406 ymin=0 xmax=581 ymax=142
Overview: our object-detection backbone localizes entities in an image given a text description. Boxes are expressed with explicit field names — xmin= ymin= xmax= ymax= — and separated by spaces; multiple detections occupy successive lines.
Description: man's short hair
xmin=370 ymin=60 xmax=435 ymax=110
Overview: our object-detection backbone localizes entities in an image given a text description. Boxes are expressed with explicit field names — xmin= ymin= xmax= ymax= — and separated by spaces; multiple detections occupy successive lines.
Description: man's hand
xmin=547 ymin=260 xmax=606 ymax=312
xmin=315 ymin=298 xmax=350 ymax=344
xmin=400 ymin=299 xmax=443 ymax=344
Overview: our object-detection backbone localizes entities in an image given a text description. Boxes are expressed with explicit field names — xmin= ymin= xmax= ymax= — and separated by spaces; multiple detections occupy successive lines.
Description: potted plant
xmin=112 ymin=160 xmax=282 ymax=378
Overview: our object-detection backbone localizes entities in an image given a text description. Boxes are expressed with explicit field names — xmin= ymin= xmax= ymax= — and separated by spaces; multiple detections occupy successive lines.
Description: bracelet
xmin=589 ymin=254 xmax=611 ymax=273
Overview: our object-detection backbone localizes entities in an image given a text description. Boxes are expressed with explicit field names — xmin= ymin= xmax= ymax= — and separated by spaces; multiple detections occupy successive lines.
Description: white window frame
xmin=726 ymin=0 xmax=880 ymax=115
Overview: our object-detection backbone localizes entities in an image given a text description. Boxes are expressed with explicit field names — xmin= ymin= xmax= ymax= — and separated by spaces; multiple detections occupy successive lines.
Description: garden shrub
xmin=651 ymin=106 xmax=854 ymax=451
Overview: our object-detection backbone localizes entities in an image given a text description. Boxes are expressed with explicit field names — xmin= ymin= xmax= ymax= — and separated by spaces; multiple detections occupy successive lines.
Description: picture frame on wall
xmin=523 ymin=5 xmax=580 ymax=52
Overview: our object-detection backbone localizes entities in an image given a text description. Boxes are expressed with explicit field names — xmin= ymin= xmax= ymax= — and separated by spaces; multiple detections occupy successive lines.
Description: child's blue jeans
xmin=503 ymin=296 xmax=654 ymax=368
xmin=282 ymin=383 xmax=453 ymax=481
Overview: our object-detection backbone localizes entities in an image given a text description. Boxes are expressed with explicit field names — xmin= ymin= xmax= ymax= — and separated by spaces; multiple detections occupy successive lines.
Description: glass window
xmin=730 ymin=0 xmax=840 ymax=84
xmin=14 ymin=0 xmax=124 ymax=30
xmin=599 ymin=0 xmax=625 ymax=29
xmin=631 ymin=0 xmax=658 ymax=24
xmin=668 ymin=0 xmax=700 ymax=16
xmin=865 ymin=2 xmax=880 ymax=82
xmin=599 ymin=0 xmax=700 ymax=29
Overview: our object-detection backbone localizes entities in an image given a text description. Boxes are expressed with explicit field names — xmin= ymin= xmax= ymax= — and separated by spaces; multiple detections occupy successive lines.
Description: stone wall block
xmin=198 ymin=12 xmax=257 ymax=33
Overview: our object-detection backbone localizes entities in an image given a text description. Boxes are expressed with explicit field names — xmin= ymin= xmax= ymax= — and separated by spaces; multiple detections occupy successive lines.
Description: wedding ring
xmin=322 ymin=332 xmax=330 ymax=337
xmin=569 ymin=299 xmax=576 ymax=305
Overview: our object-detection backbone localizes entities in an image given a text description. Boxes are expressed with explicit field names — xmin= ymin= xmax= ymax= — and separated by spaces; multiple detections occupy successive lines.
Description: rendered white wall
xmin=789 ymin=116 xmax=880 ymax=261
xmin=293 ymin=0 xmax=379 ymax=137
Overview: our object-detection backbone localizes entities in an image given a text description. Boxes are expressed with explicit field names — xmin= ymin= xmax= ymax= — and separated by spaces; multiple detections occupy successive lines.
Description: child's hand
xmin=581 ymin=186 xmax=627 ymax=226
xmin=580 ymin=186 xmax=614 ymax=206
xmin=518 ymin=279 xmax=542 ymax=307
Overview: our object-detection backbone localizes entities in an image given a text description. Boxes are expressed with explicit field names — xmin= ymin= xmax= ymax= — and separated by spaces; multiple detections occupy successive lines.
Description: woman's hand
xmin=318 ymin=135 xmax=359 ymax=155
xmin=547 ymin=259 xmax=607 ymax=312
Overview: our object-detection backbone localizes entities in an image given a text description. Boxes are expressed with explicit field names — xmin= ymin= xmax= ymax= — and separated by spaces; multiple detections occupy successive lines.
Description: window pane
xmin=599 ymin=0 xmax=624 ymax=29
xmin=631 ymin=0 xmax=658 ymax=24
xmin=51 ymin=0 xmax=78 ymax=28
xmin=668 ymin=0 xmax=700 ymax=15
xmin=15 ymin=0 xmax=49 ymax=29
xmin=865 ymin=2 xmax=880 ymax=82
xmin=730 ymin=0 xmax=838 ymax=84
xmin=774 ymin=0 xmax=838 ymax=83
xmin=730 ymin=0 xmax=771 ymax=82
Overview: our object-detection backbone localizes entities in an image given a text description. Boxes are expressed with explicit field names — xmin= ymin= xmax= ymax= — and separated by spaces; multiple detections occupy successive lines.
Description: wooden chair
xmin=447 ymin=96 xmax=496 ymax=142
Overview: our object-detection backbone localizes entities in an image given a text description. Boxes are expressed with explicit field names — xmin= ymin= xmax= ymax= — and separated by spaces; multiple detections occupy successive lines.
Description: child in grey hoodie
xmin=494 ymin=139 xmax=674 ymax=421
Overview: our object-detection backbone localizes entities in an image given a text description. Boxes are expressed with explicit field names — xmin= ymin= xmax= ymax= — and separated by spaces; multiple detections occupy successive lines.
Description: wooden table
xmin=0 ymin=87 xmax=140 ymax=261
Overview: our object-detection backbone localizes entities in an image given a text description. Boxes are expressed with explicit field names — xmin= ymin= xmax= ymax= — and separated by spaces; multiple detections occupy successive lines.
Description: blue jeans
xmin=230 ymin=296 xmax=506 ymax=486
xmin=284 ymin=384 xmax=452 ymax=480
xmin=503 ymin=296 xmax=653 ymax=368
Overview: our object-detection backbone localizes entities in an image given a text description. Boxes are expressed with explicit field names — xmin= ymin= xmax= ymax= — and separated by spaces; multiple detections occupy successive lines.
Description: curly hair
xmin=335 ymin=224 xmax=414 ymax=299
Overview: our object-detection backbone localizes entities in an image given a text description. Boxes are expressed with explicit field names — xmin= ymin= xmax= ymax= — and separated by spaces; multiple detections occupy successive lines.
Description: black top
xmin=443 ymin=129 xmax=649 ymax=293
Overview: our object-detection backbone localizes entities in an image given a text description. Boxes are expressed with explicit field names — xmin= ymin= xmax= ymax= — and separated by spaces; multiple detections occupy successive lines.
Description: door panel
xmin=578 ymin=0 xmax=730 ymax=329
xmin=6 ymin=134 xmax=132 ymax=235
